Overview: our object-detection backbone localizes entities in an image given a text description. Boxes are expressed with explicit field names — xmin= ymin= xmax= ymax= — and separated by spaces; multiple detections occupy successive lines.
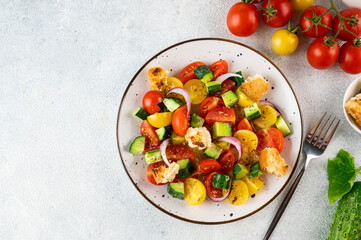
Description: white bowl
xmin=343 ymin=77 xmax=361 ymax=134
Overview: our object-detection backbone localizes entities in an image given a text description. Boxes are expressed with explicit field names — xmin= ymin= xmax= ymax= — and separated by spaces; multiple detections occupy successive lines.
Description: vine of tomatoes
xmin=226 ymin=0 xmax=361 ymax=74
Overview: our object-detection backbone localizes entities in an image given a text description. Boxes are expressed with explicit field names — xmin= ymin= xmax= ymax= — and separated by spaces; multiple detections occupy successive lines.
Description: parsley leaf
xmin=327 ymin=149 xmax=358 ymax=204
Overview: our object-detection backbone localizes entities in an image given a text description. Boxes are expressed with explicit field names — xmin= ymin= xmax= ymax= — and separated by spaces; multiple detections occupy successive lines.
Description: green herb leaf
xmin=327 ymin=149 xmax=358 ymax=204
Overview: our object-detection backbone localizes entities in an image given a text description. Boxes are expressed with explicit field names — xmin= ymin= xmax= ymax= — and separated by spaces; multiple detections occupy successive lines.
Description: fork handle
xmin=263 ymin=166 xmax=306 ymax=240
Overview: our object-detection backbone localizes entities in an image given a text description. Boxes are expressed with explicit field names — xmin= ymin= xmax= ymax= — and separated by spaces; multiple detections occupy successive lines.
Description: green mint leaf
xmin=327 ymin=149 xmax=357 ymax=205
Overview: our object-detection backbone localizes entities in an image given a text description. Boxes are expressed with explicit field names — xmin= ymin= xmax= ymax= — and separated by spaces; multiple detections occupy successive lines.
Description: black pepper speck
xmin=230 ymin=213 xmax=233 ymax=217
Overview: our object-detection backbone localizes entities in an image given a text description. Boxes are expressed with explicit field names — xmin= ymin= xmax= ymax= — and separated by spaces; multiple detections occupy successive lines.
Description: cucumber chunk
xmin=163 ymin=98 xmax=184 ymax=112
xmin=244 ymin=103 xmax=262 ymax=120
xmin=205 ymin=81 xmax=222 ymax=95
xmin=155 ymin=126 xmax=172 ymax=141
xmin=229 ymin=70 xmax=245 ymax=86
xmin=129 ymin=136 xmax=146 ymax=154
xmin=212 ymin=122 xmax=232 ymax=139
xmin=167 ymin=182 xmax=185 ymax=200
xmin=144 ymin=149 xmax=162 ymax=164
xmin=249 ymin=162 xmax=263 ymax=179
xmin=233 ymin=163 xmax=249 ymax=180
xmin=177 ymin=159 xmax=194 ymax=179
xmin=194 ymin=65 xmax=214 ymax=83
xmin=275 ymin=116 xmax=291 ymax=136
xmin=134 ymin=108 xmax=150 ymax=120
xmin=212 ymin=173 xmax=231 ymax=189
xmin=204 ymin=143 xmax=223 ymax=159
xmin=191 ymin=113 xmax=205 ymax=128
xmin=222 ymin=90 xmax=238 ymax=108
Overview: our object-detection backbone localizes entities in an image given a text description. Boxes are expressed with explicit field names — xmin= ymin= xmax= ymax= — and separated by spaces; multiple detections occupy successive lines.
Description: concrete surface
xmin=1 ymin=0 xmax=360 ymax=239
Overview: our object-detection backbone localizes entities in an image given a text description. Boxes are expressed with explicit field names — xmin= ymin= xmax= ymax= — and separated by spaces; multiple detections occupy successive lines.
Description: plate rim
xmin=116 ymin=38 xmax=304 ymax=225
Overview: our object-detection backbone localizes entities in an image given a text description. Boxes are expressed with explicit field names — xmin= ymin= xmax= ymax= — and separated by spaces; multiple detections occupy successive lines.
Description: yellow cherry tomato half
xmin=253 ymin=104 xmax=278 ymax=129
xmin=147 ymin=112 xmax=173 ymax=128
xmin=184 ymin=79 xmax=208 ymax=104
xmin=184 ymin=178 xmax=206 ymax=205
xmin=234 ymin=130 xmax=258 ymax=165
xmin=271 ymin=29 xmax=299 ymax=56
xmin=291 ymin=0 xmax=314 ymax=11
xmin=226 ymin=180 xmax=249 ymax=205
xmin=167 ymin=77 xmax=183 ymax=89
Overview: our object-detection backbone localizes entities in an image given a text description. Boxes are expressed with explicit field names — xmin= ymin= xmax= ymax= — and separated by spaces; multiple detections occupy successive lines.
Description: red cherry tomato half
xmin=205 ymin=172 xmax=224 ymax=198
xmin=339 ymin=40 xmax=361 ymax=74
xmin=300 ymin=6 xmax=333 ymax=38
xmin=147 ymin=161 xmax=167 ymax=185
xmin=172 ymin=105 xmax=189 ymax=136
xmin=197 ymin=159 xmax=222 ymax=175
xmin=227 ymin=2 xmax=260 ymax=37
xmin=140 ymin=120 xmax=160 ymax=152
xmin=333 ymin=8 xmax=361 ymax=42
xmin=307 ymin=36 xmax=340 ymax=70
xmin=178 ymin=61 xmax=205 ymax=84
xmin=220 ymin=79 xmax=236 ymax=95
xmin=261 ymin=0 xmax=293 ymax=28
xmin=209 ymin=60 xmax=228 ymax=80
xmin=237 ymin=117 xmax=254 ymax=132
xmin=205 ymin=107 xmax=236 ymax=126
xmin=218 ymin=150 xmax=235 ymax=173
xmin=200 ymin=97 xmax=225 ymax=117
xmin=256 ymin=127 xmax=285 ymax=153
xmin=166 ymin=144 xmax=195 ymax=163
xmin=142 ymin=90 xmax=163 ymax=114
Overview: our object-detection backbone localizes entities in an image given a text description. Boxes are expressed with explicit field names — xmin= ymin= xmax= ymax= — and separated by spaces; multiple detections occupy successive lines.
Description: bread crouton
xmin=259 ymin=148 xmax=288 ymax=178
xmin=241 ymin=74 xmax=269 ymax=103
xmin=151 ymin=162 xmax=179 ymax=184
xmin=345 ymin=93 xmax=361 ymax=126
xmin=148 ymin=66 xmax=168 ymax=92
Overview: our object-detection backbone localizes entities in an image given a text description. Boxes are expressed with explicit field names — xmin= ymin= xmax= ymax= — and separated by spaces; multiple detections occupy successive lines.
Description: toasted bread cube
xmin=148 ymin=66 xmax=168 ymax=92
xmin=345 ymin=93 xmax=361 ymax=126
xmin=259 ymin=148 xmax=288 ymax=177
xmin=241 ymin=74 xmax=269 ymax=103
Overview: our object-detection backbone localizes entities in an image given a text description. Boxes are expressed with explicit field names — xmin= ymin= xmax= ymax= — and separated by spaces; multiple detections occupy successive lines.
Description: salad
xmin=129 ymin=60 xmax=292 ymax=206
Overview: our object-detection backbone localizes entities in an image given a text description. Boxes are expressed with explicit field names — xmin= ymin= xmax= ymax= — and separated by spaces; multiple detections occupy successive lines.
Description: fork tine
xmin=311 ymin=115 xmax=331 ymax=145
xmin=316 ymin=117 xmax=335 ymax=148
xmin=321 ymin=120 xmax=340 ymax=150
xmin=306 ymin=112 xmax=326 ymax=143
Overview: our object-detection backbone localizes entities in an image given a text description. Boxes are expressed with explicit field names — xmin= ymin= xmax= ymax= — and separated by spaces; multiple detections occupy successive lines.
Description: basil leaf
xmin=327 ymin=149 xmax=358 ymax=204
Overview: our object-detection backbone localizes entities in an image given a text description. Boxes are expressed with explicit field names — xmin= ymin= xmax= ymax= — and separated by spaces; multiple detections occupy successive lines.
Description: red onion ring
xmin=215 ymin=73 xmax=243 ymax=83
xmin=167 ymin=87 xmax=191 ymax=117
xmin=259 ymin=100 xmax=281 ymax=116
xmin=159 ymin=138 xmax=171 ymax=167
xmin=217 ymin=136 xmax=242 ymax=164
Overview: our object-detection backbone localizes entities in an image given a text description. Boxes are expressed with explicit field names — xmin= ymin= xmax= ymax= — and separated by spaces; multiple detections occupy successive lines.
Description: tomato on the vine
xmin=227 ymin=2 xmax=260 ymax=37
xmin=339 ymin=40 xmax=361 ymax=74
xmin=271 ymin=27 xmax=299 ymax=55
xmin=333 ymin=8 xmax=361 ymax=41
xmin=307 ymin=36 xmax=340 ymax=70
xmin=261 ymin=0 xmax=293 ymax=28
xmin=300 ymin=6 xmax=333 ymax=38
xmin=291 ymin=0 xmax=314 ymax=11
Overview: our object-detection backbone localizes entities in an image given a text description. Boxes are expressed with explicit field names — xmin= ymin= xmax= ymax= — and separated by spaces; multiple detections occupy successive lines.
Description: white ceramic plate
xmin=343 ymin=77 xmax=361 ymax=134
xmin=117 ymin=38 xmax=303 ymax=224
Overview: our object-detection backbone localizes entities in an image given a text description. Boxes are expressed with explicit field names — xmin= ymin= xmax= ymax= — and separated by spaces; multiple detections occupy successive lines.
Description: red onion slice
xmin=215 ymin=73 xmax=243 ymax=83
xmin=167 ymin=87 xmax=191 ymax=117
xmin=259 ymin=100 xmax=281 ymax=116
xmin=217 ymin=136 xmax=242 ymax=163
xmin=159 ymin=138 xmax=171 ymax=167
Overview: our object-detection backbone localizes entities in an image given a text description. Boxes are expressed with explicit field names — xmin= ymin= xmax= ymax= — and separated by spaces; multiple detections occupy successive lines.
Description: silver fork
xmin=263 ymin=113 xmax=340 ymax=240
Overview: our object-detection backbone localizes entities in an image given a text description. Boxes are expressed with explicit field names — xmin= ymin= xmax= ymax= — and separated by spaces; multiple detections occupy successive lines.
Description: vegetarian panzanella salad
xmin=129 ymin=60 xmax=292 ymax=206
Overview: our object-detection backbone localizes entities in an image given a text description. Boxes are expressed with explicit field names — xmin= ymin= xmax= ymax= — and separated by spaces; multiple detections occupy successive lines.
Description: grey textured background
xmin=1 ymin=0 xmax=360 ymax=239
